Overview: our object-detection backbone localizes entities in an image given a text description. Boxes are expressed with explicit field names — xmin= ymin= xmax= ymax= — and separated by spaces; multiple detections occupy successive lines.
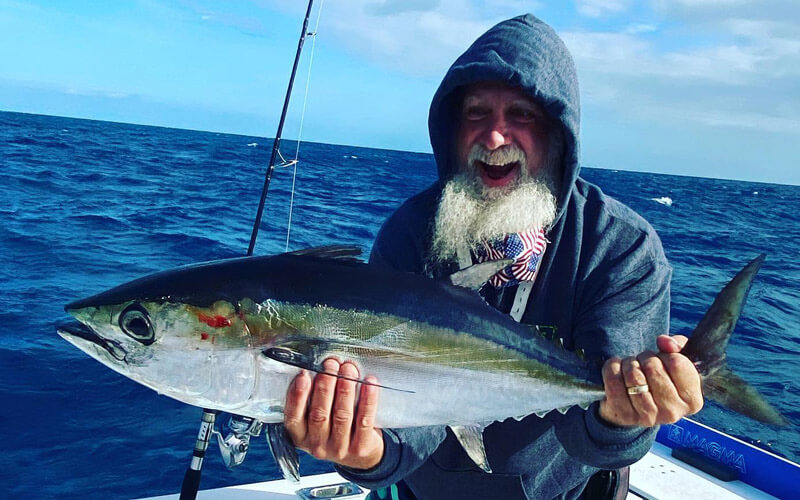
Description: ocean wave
xmin=66 ymin=213 xmax=131 ymax=228
xmin=651 ymin=196 xmax=673 ymax=206
xmin=8 ymin=136 xmax=73 ymax=150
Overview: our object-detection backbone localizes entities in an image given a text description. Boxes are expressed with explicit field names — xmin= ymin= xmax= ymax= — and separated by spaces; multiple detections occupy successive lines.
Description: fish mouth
xmin=57 ymin=321 xmax=128 ymax=362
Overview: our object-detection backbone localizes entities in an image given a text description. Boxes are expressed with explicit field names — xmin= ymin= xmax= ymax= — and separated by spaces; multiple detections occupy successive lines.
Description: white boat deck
xmin=143 ymin=472 xmax=368 ymax=500
xmin=628 ymin=442 xmax=775 ymax=500
xmin=144 ymin=443 xmax=776 ymax=500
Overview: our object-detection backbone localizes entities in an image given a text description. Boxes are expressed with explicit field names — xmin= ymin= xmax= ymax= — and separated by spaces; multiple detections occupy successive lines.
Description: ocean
xmin=1 ymin=110 xmax=797 ymax=498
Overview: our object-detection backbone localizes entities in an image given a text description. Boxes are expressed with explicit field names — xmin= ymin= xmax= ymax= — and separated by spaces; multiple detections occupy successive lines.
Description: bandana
xmin=475 ymin=228 xmax=548 ymax=288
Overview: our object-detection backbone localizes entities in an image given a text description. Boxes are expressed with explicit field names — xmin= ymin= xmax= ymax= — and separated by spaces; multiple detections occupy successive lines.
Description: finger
xmin=284 ymin=370 xmax=311 ymax=443
xmin=306 ymin=358 xmax=340 ymax=455
xmin=329 ymin=362 xmax=359 ymax=459
xmin=622 ymin=356 xmax=658 ymax=426
xmin=599 ymin=357 xmax=635 ymax=424
xmin=658 ymin=352 xmax=704 ymax=415
xmin=657 ymin=335 xmax=684 ymax=353
xmin=352 ymin=375 xmax=381 ymax=458
xmin=639 ymin=351 xmax=686 ymax=424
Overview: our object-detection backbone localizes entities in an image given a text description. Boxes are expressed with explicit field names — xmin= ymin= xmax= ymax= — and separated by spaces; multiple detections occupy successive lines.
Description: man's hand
xmin=598 ymin=335 xmax=704 ymax=427
xmin=284 ymin=358 xmax=384 ymax=470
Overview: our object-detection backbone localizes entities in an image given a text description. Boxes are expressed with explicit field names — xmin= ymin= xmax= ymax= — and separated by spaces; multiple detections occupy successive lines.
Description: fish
xmin=57 ymin=247 xmax=786 ymax=480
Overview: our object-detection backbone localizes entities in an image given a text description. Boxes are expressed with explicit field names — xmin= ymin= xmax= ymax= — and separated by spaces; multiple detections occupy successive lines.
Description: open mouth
xmin=58 ymin=321 xmax=127 ymax=362
xmin=478 ymin=160 xmax=520 ymax=185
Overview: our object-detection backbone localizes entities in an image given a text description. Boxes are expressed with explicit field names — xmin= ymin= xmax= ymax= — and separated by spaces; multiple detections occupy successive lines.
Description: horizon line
xmin=2 ymin=108 xmax=796 ymax=188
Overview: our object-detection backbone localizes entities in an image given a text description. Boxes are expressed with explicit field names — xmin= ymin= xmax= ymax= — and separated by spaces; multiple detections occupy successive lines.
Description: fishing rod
xmin=247 ymin=0 xmax=316 ymax=257
xmin=179 ymin=1 xmax=316 ymax=498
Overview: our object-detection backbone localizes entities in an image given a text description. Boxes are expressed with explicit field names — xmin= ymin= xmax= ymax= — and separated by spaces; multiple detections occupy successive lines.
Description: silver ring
xmin=626 ymin=384 xmax=650 ymax=395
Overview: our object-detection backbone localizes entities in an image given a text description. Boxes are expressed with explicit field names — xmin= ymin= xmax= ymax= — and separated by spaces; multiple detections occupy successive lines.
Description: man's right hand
xmin=284 ymin=358 xmax=384 ymax=470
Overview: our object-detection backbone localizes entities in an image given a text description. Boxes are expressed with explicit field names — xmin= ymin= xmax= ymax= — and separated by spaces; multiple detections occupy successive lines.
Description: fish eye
xmin=119 ymin=304 xmax=154 ymax=345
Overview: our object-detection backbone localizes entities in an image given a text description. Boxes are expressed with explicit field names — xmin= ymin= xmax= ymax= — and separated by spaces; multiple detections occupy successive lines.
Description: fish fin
xmin=525 ymin=324 xmax=557 ymax=340
xmin=285 ymin=245 xmax=363 ymax=262
xmin=447 ymin=260 xmax=513 ymax=290
xmin=262 ymin=344 xmax=415 ymax=394
xmin=450 ymin=425 xmax=492 ymax=473
xmin=534 ymin=410 xmax=550 ymax=418
xmin=265 ymin=423 xmax=300 ymax=482
xmin=704 ymin=368 xmax=787 ymax=426
xmin=556 ymin=405 xmax=571 ymax=414
xmin=578 ymin=401 xmax=592 ymax=411
xmin=681 ymin=254 xmax=787 ymax=426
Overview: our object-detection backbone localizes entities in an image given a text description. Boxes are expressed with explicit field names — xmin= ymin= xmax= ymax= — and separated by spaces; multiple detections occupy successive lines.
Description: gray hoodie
xmin=338 ymin=14 xmax=671 ymax=499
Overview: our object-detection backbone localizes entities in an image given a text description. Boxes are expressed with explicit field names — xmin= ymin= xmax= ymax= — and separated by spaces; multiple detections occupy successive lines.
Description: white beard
xmin=431 ymin=138 xmax=561 ymax=265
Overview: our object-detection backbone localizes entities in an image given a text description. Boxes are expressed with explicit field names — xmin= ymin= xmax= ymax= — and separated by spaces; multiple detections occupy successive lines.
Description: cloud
xmin=562 ymin=10 xmax=800 ymax=136
xmin=176 ymin=0 xmax=269 ymax=36
xmin=575 ymin=0 xmax=632 ymax=18
xmin=257 ymin=0 xmax=798 ymax=138
xmin=64 ymin=86 xmax=132 ymax=99
xmin=653 ymin=0 xmax=800 ymax=23
xmin=259 ymin=0 xmax=543 ymax=77
xmin=623 ymin=23 xmax=657 ymax=35
xmin=365 ymin=0 xmax=442 ymax=16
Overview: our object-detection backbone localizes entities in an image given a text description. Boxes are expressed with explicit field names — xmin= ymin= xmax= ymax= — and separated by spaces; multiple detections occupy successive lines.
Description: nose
xmin=483 ymin=115 xmax=510 ymax=150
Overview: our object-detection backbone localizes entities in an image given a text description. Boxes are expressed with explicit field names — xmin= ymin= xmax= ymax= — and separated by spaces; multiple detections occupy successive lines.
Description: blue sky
xmin=1 ymin=0 xmax=798 ymax=185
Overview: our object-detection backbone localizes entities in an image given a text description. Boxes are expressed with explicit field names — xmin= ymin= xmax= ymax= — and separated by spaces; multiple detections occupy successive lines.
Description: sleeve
xmin=556 ymin=238 xmax=672 ymax=469
xmin=336 ymin=426 xmax=448 ymax=489
xmin=368 ymin=207 xmax=427 ymax=273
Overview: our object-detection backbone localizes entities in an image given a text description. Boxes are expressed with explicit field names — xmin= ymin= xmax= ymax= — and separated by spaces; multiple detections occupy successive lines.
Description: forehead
xmin=461 ymin=82 xmax=540 ymax=108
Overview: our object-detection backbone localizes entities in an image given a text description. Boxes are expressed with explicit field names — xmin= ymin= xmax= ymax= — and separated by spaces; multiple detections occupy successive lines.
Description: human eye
xmin=509 ymin=105 xmax=540 ymax=123
xmin=463 ymin=104 xmax=490 ymax=121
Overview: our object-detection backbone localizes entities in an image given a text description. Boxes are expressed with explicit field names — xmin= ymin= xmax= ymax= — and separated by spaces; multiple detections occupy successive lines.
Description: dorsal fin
xmin=285 ymin=245 xmax=363 ymax=262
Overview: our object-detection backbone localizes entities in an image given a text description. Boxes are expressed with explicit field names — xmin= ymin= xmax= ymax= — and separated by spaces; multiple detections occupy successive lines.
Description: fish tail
xmin=681 ymin=254 xmax=787 ymax=426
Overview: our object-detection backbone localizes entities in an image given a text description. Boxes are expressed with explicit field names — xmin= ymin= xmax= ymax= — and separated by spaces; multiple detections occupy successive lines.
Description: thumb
xmin=657 ymin=334 xmax=683 ymax=353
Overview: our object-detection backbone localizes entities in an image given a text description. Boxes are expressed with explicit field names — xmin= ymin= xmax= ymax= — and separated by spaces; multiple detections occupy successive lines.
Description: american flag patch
xmin=475 ymin=228 xmax=548 ymax=288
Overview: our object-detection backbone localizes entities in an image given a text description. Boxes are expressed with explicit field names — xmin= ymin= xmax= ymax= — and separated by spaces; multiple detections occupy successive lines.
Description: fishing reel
xmin=212 ymin=414 xmax=264 ymax=468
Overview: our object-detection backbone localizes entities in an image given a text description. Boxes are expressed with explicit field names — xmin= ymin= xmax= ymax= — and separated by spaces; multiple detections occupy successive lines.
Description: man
xmin=283 ymin=14 xmax=703 ymax=499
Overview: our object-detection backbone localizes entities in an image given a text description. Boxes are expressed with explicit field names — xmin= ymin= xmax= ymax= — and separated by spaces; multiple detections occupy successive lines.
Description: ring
xmin=626 ymin=384 xmax=650 ymax=395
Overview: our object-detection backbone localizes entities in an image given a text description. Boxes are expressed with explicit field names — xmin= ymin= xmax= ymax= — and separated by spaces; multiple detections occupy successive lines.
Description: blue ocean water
xmin=1 ymin=110 xmax=797 ymax=498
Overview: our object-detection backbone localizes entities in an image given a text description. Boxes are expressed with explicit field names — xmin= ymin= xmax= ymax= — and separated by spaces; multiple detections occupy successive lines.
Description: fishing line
xmin=247 ymin=0 xmax=317 ymax=257
xmin=182 ymin=2 xmax=319 ymax=499
xmin=285 ymin=0 xmax=325 ymax=252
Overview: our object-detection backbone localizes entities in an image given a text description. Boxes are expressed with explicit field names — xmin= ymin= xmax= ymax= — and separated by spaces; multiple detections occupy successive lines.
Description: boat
xmin=142 ymin=417 xmax=798 ymax=499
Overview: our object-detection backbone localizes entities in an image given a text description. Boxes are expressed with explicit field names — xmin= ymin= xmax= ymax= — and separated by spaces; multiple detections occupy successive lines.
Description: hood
xmin=428 ymin=14 xmax=581 ymax=222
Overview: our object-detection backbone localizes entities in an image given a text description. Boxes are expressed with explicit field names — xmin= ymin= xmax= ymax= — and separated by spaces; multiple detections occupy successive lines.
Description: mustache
xmin=467 ymin=144 xmax=526 ymax=169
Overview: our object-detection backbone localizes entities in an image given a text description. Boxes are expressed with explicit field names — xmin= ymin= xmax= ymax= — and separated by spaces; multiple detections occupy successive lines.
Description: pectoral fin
xmin=262 ymin=343 xmax=415 ymax=393
xmin=450 ymin=424 xmax=492 ymax=473
xmin=265 ymin=423 xmax=300 ymax=482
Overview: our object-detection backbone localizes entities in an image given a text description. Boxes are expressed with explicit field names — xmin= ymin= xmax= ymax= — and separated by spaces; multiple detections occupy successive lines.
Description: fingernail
xmin=294 ymin=372 xmax=310 ymax=390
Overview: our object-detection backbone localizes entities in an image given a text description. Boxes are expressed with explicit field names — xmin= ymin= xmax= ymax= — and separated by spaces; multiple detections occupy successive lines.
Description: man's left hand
xmin=598 ymin=335 xmax=704 ymax=427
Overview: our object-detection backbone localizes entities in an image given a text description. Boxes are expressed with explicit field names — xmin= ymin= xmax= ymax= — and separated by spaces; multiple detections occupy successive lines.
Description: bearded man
xmin=283 ymin=14 xmax=703 ymax=499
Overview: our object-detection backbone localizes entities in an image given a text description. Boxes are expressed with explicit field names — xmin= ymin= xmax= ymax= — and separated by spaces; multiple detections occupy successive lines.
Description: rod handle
xmin=179 ymin=468 xmax=202 ymax=500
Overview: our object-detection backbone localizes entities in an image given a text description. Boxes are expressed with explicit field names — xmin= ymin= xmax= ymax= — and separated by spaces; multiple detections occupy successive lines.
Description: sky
xmin=1 ymin=0 xmax=799 ymax=185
